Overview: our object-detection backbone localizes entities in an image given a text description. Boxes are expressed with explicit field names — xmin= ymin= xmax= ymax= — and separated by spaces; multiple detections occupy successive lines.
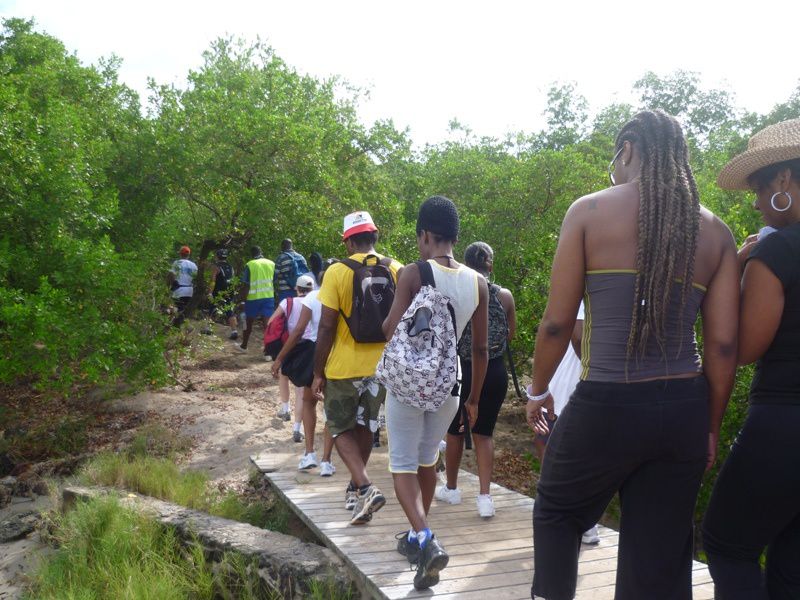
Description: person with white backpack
xmin=379 ymin=196 xmax=489 ymax=590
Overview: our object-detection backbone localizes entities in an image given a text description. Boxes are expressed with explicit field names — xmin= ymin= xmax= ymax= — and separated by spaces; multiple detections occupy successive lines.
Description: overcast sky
xmin=2 ymin=0 xmax=799 ymax=145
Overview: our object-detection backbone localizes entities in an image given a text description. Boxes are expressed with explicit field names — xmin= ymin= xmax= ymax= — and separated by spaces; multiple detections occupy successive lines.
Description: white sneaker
xmin=476 ymin=494 xmax=495 ymax=518
xmin=581 ymin=525 xmax=600 ymax=545
xmin=319 ymin=461 xmax=335 ymax=477
xmin=298 ymin=452 xmax=318 ymax=470
xmin=434 ymin=485 xmax=461 ymax=505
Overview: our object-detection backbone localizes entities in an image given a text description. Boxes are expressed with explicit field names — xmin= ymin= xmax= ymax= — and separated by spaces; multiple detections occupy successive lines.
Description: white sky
xmin=2 ymin=0 xmax=799 ymax=146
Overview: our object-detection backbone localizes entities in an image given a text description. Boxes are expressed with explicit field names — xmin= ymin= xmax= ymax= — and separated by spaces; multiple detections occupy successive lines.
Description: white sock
xmin=281 ymin=402 xmax=289 ymax=412
xmin=293 ymin=422 xmax=301 ymax=432
xmin=407 ymin=530 xmax=417 ymax=542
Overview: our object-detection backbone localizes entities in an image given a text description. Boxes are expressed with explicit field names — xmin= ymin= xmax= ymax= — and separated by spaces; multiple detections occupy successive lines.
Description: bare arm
xmin=311 ymin=306 xmax=338 ymax=397
xmin=700 ymin=220 xmax=739 ymax=470
xmin=465 ymin=277 xmax=490 ymax=426
xmin=272 ymin=305 xmax=312 ymax=377
xmin=738 ymin=259 xmax=784 ymax=365
xmin=267 ymin=305 xmax=285 ymax=326
xmin=382 ymin=264 xmax=420 ymax=340
xmin=498 ymin=288 xmax=516 ymax=341
xmin=208 ymin=265 xmax=219 ymax=295
xmin=571 ymin=321 xmax=583 ymax=357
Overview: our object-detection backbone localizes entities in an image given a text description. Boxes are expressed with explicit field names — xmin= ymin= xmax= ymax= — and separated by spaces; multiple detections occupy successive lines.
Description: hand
xmin=311 ymin=375 xmax=326 ymax=401
xmin=465 ymin=398 xmax=478 ymax=428
xmin=706 ymin=431 xmax=719 ymax=472
xmin=527 ymin=402 xmax=550 ymax=435
xmin=270 ymin=360 xmax=281 ymax=379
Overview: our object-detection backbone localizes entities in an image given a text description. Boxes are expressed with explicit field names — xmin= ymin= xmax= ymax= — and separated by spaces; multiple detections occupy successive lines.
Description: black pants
xmin=701 ymin=404 xmax=800 ymax=600
xmin=448 ymin=356 xmax=508 ymax=437
xmin=532 ymin=377 xmax=708 ymax=600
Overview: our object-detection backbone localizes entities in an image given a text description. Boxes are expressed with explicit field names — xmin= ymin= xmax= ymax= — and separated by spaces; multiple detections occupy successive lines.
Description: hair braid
xmin=616 ymin=110 xmax=700 ymax=368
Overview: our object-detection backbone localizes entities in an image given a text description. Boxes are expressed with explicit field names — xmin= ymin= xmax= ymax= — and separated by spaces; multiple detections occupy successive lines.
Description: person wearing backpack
xmin=435 ymin=241 xmax=516 ymax=519
xmin=207 ymin=248 xmax=239 ymax=340
xmin=268 ymin=274 xmax=315 ymax=440
xmin=274 ymin=239 xmax=310 ymax=301
xmin=311 ymin=211 xmax=402 ymax=526
xmin=379 ymin=196 xmax=489 ymax=591
xmin=237 ymin=246 xmax=276 ymax=351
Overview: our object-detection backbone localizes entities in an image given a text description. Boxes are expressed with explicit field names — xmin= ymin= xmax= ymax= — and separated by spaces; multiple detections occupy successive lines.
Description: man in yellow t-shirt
xmin=312 ymin=211 xmax=402 ymax=526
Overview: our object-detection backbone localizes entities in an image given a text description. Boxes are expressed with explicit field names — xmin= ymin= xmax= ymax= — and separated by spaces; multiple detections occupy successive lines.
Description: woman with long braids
xmin=527 ymin=109 xmax=739 ymax=600
xmin=702 ymin=119 xmax=800 ymax=600
xmin=435 ymin=241 xmax=516 ymax=518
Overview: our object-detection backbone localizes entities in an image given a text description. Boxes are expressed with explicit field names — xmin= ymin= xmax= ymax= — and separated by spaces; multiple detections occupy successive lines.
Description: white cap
xmin=296 ymin=274 xmax=315 ymax=289
xmin=342 ymin=211 xmax=378 ymax=240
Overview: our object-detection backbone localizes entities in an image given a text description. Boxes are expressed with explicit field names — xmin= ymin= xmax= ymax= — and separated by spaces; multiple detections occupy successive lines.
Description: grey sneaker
xmin=292 ymin=430 xmax=303 ymax=443
xmin=344 ymin=487 xmax=357 ymax=511
xmin=413 ymin=534 xmax=449 ymax=590
xmin=396 ymin=530 xmax=420 ymax=564
xmin=350 ymin=485 xmax=386 ymax=525
xmin=277 ymin=408 xmax=291 ymax=421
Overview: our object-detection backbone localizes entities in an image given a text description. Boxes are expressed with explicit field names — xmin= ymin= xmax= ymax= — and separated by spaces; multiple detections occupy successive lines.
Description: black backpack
xmin=340 ymin=254 xmax=396 ymax=343
xmin=215 ymin=262 xmax=234 ymax=292
xmin=458 ymin=283 xmax=508 ymax=360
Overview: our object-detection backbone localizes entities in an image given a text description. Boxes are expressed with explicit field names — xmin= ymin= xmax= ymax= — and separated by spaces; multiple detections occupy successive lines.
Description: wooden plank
xmin=262 ymin=451 xmax=714 ymax=599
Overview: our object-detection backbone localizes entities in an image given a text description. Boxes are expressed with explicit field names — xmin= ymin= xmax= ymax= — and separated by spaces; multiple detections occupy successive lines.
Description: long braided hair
xmin=615 ymin=109 xmax=700 ymax=363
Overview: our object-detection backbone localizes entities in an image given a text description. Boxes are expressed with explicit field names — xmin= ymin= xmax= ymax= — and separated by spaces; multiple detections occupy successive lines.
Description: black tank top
xmin=214 ymin=262 xmax=233 ymax=293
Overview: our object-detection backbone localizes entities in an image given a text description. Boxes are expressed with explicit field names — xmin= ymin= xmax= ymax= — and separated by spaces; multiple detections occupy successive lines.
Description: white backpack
xmin=375 ymin=260 xmax=459 ymax=411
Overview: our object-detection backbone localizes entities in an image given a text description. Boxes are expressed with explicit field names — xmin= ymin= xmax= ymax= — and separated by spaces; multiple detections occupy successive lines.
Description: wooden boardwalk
xmin=253 ymin=450 xmax=714 ymax=599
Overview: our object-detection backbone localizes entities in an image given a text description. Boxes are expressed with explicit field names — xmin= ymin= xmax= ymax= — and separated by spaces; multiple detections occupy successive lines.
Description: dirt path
xmin=0 ymin=323 xmax=537 ymax=598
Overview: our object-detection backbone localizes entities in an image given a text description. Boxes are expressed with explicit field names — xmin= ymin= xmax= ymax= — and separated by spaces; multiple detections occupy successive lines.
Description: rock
xmin=0 ymin=485 xmax=10 ymax=509
xmin=0 ymin=476 xmax=16 ymax=487
xmin=32 ymin=479 xmax=50 ymax=496
xmin=63 ymin=486 xmax=351 ymax=598
xmin=0 ymin=510 xmax=40 ymax=543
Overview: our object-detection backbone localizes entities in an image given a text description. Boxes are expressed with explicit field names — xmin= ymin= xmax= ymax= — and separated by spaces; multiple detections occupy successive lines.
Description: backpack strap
xmin=416 ymin=260 xmax=435 ymax=288
xmin=286 ymin=296 xmax=293 ymax=318
xmin=340 ymin=257 xmax=362 ymax=272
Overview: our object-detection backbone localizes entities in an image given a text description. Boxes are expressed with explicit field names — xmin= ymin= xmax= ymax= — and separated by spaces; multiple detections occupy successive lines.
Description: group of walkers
xmin=171 ymin=111 xmax=800 ymax=599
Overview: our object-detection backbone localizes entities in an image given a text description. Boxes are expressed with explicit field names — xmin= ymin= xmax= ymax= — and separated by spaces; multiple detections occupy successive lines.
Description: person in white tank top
xmin=381 ymin=196 xmax=489 ymax=590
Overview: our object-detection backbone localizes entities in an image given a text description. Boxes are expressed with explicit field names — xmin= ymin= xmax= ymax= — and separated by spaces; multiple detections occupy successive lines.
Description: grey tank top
xmin=581 ymin=271 xmax=705 ymax=382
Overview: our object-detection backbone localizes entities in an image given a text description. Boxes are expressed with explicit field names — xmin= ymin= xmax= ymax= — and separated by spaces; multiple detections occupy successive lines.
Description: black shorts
xmin=447 ymin=355 xmax=508 ymax=437
xmin=280 ymin=339 xmax=315 ymax=388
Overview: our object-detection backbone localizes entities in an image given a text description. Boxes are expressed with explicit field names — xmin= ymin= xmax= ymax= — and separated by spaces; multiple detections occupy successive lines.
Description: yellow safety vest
xmin=246 ymin=257 xmax=275 ymax=300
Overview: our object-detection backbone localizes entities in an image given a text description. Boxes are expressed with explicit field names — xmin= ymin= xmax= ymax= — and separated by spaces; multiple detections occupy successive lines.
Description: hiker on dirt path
xmin=436 ymin=241 xmax=515 ymax=519
xmin=207 ymin=248 xmax=238 ymax=340
xmin=238 ymin=246 xmax=276 ymax=351
xmin=311 ymin=211 xmax=402 ymax=527
xmin=268 ymin=274 xmax=315 ymax=441
xmin=380 ymin=196 xmax=489 ymax=591
xmin=168 ymin=245 xmax=197 ymax=326
xmin=274 ymin=239 xmax=310 ymax=301
xmin=527 ymin=110 xmax=738 ymax=600
xmin=272 ymin=261 xmax=338 ymax=477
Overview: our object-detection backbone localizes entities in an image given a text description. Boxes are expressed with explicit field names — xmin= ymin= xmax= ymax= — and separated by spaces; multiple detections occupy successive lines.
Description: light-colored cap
xmin=342 ymin=211 xmax=378 ymax=240
xmin=718 ymin=118 xmax=800 ymax=190
xmin=296 ymin=274 xmax=315 ymax=289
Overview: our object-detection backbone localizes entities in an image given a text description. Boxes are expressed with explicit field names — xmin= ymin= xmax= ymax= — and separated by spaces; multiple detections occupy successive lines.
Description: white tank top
xmin=427 ymin=260 xmax=480 ymax=342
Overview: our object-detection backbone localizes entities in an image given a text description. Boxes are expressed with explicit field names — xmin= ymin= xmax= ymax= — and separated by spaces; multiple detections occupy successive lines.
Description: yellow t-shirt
xmin=318 ymin=252 xmax=403 ymax=380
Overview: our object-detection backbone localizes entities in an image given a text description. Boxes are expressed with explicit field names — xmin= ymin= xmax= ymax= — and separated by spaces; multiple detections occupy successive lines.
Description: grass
xmin=27 ymin=496 xmax=282 ymax=600
xmin=78 ymin=451 xmax=289 ymax=532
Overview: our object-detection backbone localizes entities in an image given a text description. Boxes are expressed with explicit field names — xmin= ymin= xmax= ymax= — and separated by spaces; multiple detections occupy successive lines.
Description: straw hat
xmin=718 ymin=118 xmax=800 ymax=190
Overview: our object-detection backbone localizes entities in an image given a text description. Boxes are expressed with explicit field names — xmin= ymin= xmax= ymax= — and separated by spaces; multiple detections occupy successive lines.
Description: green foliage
xmin=0 ymin=18 xmax=169 ymax=393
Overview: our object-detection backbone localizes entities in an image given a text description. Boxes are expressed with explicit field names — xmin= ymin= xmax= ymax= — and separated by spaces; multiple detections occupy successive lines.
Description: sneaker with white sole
xmin=581 ymin=524 xmax=600 ymax=545
xmin=298 ymin=452 xmax=318 ymax=470
xmin=277 ymin=408 xmax=291 ymax=421
xmin=344 ymin=485 xmax=357 ymax=511
xmin=319 ymin=461 xmax=335 ymax=477
xmin=413 ymin=534 xmax=449 ymax=590
xmin=434 ymin=485 xmax=461 ymax=505
xmin=476 ymin=494 xmax=495 ymax=517
xmin=350 ymin=485 xmax=386 ymax=525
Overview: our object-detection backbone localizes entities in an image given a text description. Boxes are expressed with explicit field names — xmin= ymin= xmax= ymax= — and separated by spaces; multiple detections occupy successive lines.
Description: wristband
xmin=526 ymin=388 xmax=551 ymax=403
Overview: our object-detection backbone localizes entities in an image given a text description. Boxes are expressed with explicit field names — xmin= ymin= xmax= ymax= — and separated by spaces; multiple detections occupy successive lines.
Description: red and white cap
xmin=342 ymin=211 xmax=378 ymax=240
